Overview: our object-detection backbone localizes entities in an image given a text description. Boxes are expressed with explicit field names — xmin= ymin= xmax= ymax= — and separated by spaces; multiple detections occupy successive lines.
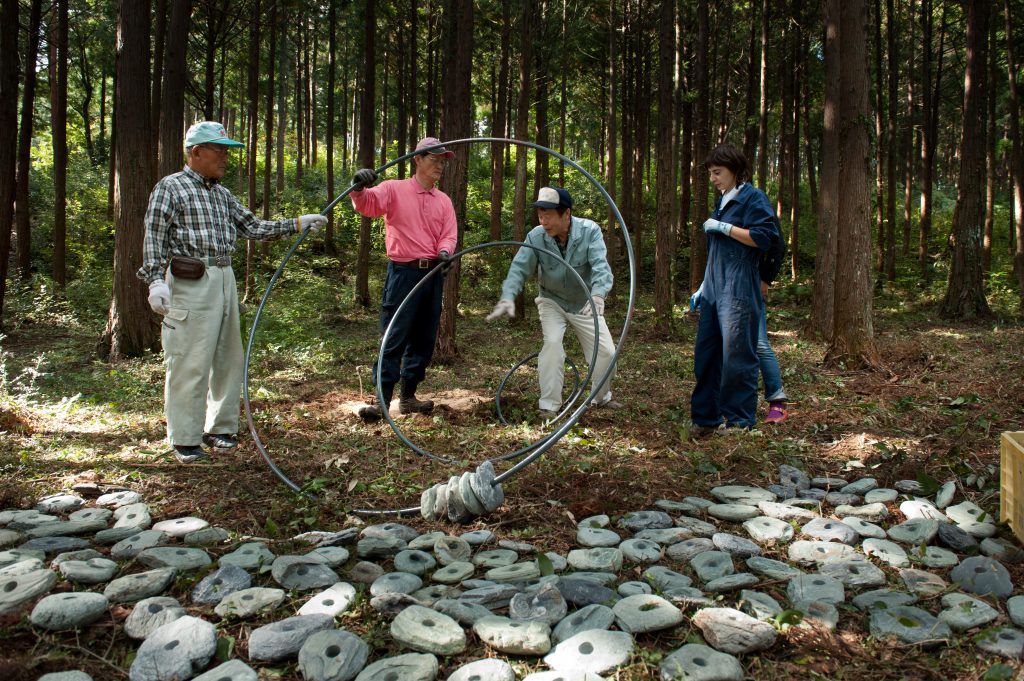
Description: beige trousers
xmin=535 ymin=296 xmax=616 ymax=412
xmin=162 ymin=266 xmax=242 ymax=446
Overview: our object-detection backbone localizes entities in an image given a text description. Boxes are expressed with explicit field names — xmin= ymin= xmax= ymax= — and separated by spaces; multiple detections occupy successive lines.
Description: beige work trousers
xmin=162 ymin=266 xmax=242 ymax=446
xmin=535 ymin=296 xmax=616 ymax=412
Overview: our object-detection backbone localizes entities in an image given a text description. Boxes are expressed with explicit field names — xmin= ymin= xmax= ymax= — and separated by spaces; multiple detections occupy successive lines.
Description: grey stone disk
xmin=950 ymin=556 xmax=1013 ymax=599
xmin=746 ymin=556 xmax=803 ymax=580
xmin=103 ymin=568 xmax=177 ymax=604
xmin=352 ymin=652 xmax=438 ymax=681
xmin=248 ymin=614 xmax=334 ymax=662
xmin=128 ymin=615 xmax=216 ymax=681
xmin=191 ymin=659 xmax=258 ymax=681
xmin=544 ymin=629 xmax=634 ymax=675
xmin=432 ymin=598 xmax=494 ymax=627
xmin=298 ymin=629 xmax=370 ymax=681
xmin=937 ymin=592 xmax=999 ymax=632
xmin=710 ymin=485 xmax=776 ymax=505
xmin=137 ymin=546 xmax=212 ymax=571
xmin=110 ymin=531 xmax=170 ymax=561
xmin=739 ymin=590 xmax=783 ymax=620
xmin=446 ymin=658 xmax=515 ymax=681
xmin=659 ymin=643 xmax=745 ymax=681
xmin=431 ymin=560 xmax=475 ymax=584
xmin=742 ymin=516 xmax=794 ymax=543
xmin=666 ymin=538 xmax=715 ymax=562
xmin=787 ymin=540 xmax=858 ymax=566
xmin=552 ymin=603 xmax=616 ymax=644
xmin=124 ymin=596 xmax=186 ymax=640
xmin=508 ymin=583 xmax=567 ymax=625
xmin=434 ymin=535 xmax=473 ymax=565
xmin=617 ymin=510 xmax=674 ymax=531
xmin=151 ymin=516 xmax=208 ymax=538
xmin=887 ymin=518 xmax=939 ymax=545
xmin=59 ymin=558 xmax=118 ymax=585
xmin=362 ymin=522 xmax=420 ymax=542
xmin=818 ymin=558 xmax=886 ymax=588
xmin=711 ymin=533 xmax=762 ymax=557
xmin=370 ymin=571 xmax=423 ymax=596
xmin=96 ymin=490 xmax=141 ymax=508
xmin=705 ymin=573 xmax=761 ymax=593
xmin=394 ymin=549 xmax=436 ymax=575
xmin=612 ymin=594 xmax=683 ymax=633
xmin=486 ymin=561 xmax=541 ymax=583
xmin=691 ymin=607 xmax=778 ymax=654
xmin=459 ymin=472 xmax=487 ymax=517
xmin=800 ymin=518 xmax=859 ymax=545
xmin=975 ymin=627 xmax=1024 ymax=659
xmin=851 ymin=589 xmax=918 ymax=611
xmin=473 ymin=548 xmax=519 ymax=568
xmin=469 ymin=461 xmax=505 ymax=513
xmin=390 ymin=604 xmax=467 ymax=655
xmin=577 ymin=526 xmax=622 ymax=548
xmin=862 ymin=538 xmax=910 ymax=567
xmin=30 ymin=592 xmax=109 ymax=631
xmin=690 ymin=551 xmax=735 ymax=582
xmin=191 ymin=564 xmax=251 ymax=605
xmin=214 ymin=586 xmax=285 ymax=618
xmin=900 ymin=568 xmax=947 ymax=597
xmin=787 ymin=574 xmax=845 ymax=605
xmin=473 ymin=615 xmax=552 ymax=655
xmin=271 ymin=555 xmax=340 ymax=590
xmin=567 ymin=547 xmax=623 ymax=572
xmin=868 ymin=605 xmax=952 ymax=647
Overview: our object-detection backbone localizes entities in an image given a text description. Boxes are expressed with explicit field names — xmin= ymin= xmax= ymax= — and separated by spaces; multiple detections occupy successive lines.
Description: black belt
xmin=391 ymin=258 xmax=440 ymax=269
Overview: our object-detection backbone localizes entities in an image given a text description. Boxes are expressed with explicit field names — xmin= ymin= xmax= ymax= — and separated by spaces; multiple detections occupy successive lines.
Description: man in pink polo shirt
xmin=350 ymin=137 xmax=458 ymax=421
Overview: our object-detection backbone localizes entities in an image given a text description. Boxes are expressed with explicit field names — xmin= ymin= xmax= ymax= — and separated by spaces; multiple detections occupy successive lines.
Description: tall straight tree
xmin=605 ymin=0 xmax=618 ymax=271
xmin=808 ymin=0 xmax=840 ymax=340
xmin=325 ymin=0 xmax=338 ymax=255
xmin=488 ymin=0 xmax=511 ymax=243
xmin=0 ymin=0 xmax=18 ymax=328
xmin=510 ymin=0 xmax=535 ymax=319
xmin=51 ymin=0 xmax=69 ymax=287
xmin=884 ymin=0 xmax=898 ymax=281
xmin=262 ymin=2 xmax=277 ymax=221
xmin=1005 ymin=0 xmax=1024 ymax=309
xmin=653 ymin=0 xmax=675 ymax=334
xmin=690 ymin=0 xmax=709 ymax=291
xmin=157 ymin=0 xmax=191 ymax=179
xmin=100 ymin=0 xmax=156 ymax=360
xmin=435 ymin=0 xmax=473 ymax=362
xmin=825 ymin=0 xmax=879 ymax=366
xmin=15 ymin=0 xmax=43 ymax=280
xmin=354 ymin=0 xmax=376 ymax=307
xmin=940 ymin=0 xmax=991 ymax=319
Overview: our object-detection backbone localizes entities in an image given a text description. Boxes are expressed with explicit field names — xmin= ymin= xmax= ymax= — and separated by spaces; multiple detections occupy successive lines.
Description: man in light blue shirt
xmin=487 ymin=186 xmax=622 ymax=416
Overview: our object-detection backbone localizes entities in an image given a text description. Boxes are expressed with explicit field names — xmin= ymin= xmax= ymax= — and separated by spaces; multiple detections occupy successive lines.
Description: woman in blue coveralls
xmin=691 ymin=144 xmax=780 ymax=433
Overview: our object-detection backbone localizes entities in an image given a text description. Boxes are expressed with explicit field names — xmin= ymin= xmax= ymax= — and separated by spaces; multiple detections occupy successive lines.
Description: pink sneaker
xmin=766 ymin=402 xmax=788 ymax=423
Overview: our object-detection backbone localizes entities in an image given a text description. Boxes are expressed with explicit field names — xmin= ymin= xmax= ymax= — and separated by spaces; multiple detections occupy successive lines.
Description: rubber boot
xmin=399 ymin=380 xmax=434 ymax=414
xmin=359 ymin=383 xmax=394 ymax=421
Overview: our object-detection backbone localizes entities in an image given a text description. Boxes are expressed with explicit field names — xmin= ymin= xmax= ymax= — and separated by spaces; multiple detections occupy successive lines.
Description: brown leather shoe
xmin=399 ymin=396 xmax=434 ymax=414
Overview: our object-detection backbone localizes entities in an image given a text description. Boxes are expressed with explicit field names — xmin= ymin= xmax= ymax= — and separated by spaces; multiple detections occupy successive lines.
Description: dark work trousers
xmin=691 ymin=237 xmax=764 ymax=428
xmin=373 ymin=262 xmax=445 ymax=396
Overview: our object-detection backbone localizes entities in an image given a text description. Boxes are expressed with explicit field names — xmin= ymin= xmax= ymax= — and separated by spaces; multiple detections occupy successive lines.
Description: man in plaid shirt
xmin=137 ymin=121 xmax=326 ymax=463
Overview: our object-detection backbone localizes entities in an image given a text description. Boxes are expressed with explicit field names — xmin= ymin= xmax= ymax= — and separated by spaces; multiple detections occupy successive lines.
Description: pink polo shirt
xmin=350 ymin=177 xmax=458 ymax=261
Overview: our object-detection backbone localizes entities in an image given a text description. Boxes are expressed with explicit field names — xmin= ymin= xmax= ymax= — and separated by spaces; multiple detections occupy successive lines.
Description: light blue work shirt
xmin=500 ymin=216 xmax=614 ymax=313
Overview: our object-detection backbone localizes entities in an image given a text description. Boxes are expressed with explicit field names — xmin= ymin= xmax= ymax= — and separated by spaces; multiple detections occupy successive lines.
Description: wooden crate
xmin=1000 ymin=432 xmax=1024 ymax=543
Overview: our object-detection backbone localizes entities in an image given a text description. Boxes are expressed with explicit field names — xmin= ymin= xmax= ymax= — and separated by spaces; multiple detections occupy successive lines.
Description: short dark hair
xmin=704 ymin=144 xmax=750 ymax=184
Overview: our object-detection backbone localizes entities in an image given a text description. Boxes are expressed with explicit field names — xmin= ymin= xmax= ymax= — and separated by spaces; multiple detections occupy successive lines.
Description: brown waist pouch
xmin=170 ymin=256 xmax=206 ymax=280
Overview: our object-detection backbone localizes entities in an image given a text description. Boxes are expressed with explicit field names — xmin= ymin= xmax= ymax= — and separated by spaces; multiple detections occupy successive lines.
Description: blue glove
xmin=689 ymin=285 xmax=704 ymax=313
xmin=703 ymin=218 xmax=735 ymax=237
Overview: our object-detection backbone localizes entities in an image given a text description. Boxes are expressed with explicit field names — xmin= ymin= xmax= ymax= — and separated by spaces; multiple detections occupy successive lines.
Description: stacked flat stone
xmin=419 ymin=460 xmax=505 ymax=522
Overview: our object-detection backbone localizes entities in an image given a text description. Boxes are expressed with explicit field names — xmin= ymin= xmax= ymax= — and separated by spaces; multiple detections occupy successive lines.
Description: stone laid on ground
xmin=900 ymin=499 xmax=948 ymax=522
xmin=394 ymin=549 xmax=437 ymax=574
xmin=20 ymin=536 xmax=92 ymax=553
xmin=981 ymin=538 xmax=1024 ymax=564
xmin=840 ymin=517 xmax=886 ymax=539
xmin=297 ymin=629 xmax=369 ymax=681
xmin=577 ymin=527 xmax=621 ymax=548
xmin=690 ymin=551 xmax=734 ymax=582
xmin=110 ymin=531 xmax=170 ymax=561
xmin=103 ymin=568 xmax=177 ymax=604
xmin=0 ymin=557 xmax=43 ymax=577
xmin=746 ymin=556 xmax=803 ymax=580
xmin=272 ymin=555 xmax=340 ymax=590
xmin=711 ymin=533 xmax=761 ymax=558
xmin=37 ymin=672 xmax=95 ymax=681
xmin=705 ymin=573 xmax=761 ymax=593
xmin=128 ymin=616 xmax=216 ymax=681
xmin=644 ymin=565 xmax=693 ymax=593
xmin=474 ymin=616 xmax=552 ymax=655
xmin=544 ymin=629 xmax=634 ymax=675
xmin=113 ymin=504 xmax=151 ymax=530
xmin=666 ymin=538 xmax=715 ymax=562
xmin=788 ymin=540 xmax=858 ymax=566
xmin=659 ymin=643 xmax=745 ymax=681
xmin=36 ymin=494 xmax=85 ymax=514
xmin=818 ymin=558 xmax=886 ymax=588
xmin=248 ymin=614 xmax=335 ymax=662
xmin=863 ymin=488 xmax=898 ymax=504
xmin=298 ymin=582 xmax=358 ymax=618
xmin=787 ymin=575 xmax=845 ymax=605
xmin=59 ymin=557 xmax=118 ymax=584
xmin=0 ymin=567 xmax=55 ymax=616
xmin=446 ymin=658 xmax=516 ymax=681
xmin=617 ymin=511 xmax=673 ymax=531
xmin=568 ymin=548 xmax=623 ymax=573
xmin=711 ymin=486 xmax=776 ymax=506
xmin=900 ymin=568 xmax=948 ymax=597
xmin=758 ymin=501 xmax=817 ymax=522
xmin=861 ymin=538 xmax=910 ymax=567
xmin=137 ymin=546 xmax=212 ymax=571
xmin=794 ymin=600 xmax=840 ymax=630
xmin=706 ymin=503 xmax=761 ymax=522
xmin=30 ymin=592 xmax=109 ymax=630
xmin=950 ymin=556 xmax=1013 ymax=599
xmin=691 ymin=607 xmax=778 ymax=654
xmin=834 ymin=503 xmax=889 ymax=523
xmin=184 ymin=527 xmax=229 ymax=546
xmin=739 ymin=590 xmax=783 ymax=620
xmin=432 ymin=598 xmax=493 ymax=627
xmin=95 ymin=490 xmax=141 ymax=508
xmin=868 ymin=605 xmax=952 ymax=647
xmin=800 ymin=518 xmax=859 ymax=545
xmin=852 ymin=589 xmax=918 ymax=611
xmin=390 ymin=604 xmax=467 ymax=654
xmin=1008 ymin=596 xmax=1024 ymax=627
xmin=509 ymin=583 xmax=568 ymax=625
xmin=742 ymin=516 xmax=794 ymax=544
xmin=674 ymin=516 xmax=718 ymax=538
xmin=362 ymin=522 xmax=420 ymax=542
xmin=124 ymin=597 xmax=187 ymax=640
xmin=219 ymin=542 xmax=276 ymax=570
xmin=192 ymin=565 xmax=251 ymax=604
xmin=938 ymin=593 xmax=1000 ymax=632
xmin=487 ymin=561 xmax=541 ymax=584
xmin=887 ymin=519 xmax=939 ymax=546
xmin=840 ymin=478 xmax=877 ymax=496
xmin=151 ymin=516 xmax=208 ymax=538
xmin=214 ymin=587 xmax=285 ymax=618
xmin=916 ymin=546 xmax=960 ymax=569
xmin=191 ymin=659 xmax=258 ymax=681
xmin=612 ymin=594 xmax=683 ymax=633
xmin=975 ymin=627 xmax=1024 ymax=659
xmin=936 ymin=523 xmax=978 ymax=552
xmin=353 ymin=652 xmax=438 ymax=681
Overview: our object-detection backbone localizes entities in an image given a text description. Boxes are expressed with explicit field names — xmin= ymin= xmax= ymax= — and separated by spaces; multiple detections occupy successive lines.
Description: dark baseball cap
xmin=532 ymin=186 xmax=573 ymax=209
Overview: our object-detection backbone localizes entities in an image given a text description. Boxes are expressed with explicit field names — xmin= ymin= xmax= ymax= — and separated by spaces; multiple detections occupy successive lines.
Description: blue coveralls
xmin=691 ymin=183 xmax=780 ymax=428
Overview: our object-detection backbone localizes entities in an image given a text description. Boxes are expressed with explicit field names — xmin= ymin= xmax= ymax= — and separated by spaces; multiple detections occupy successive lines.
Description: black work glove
xmin=438 ymin=250 xmax=453 ymax=274
xmin=352 ymin=168 xmax=378 ymax=189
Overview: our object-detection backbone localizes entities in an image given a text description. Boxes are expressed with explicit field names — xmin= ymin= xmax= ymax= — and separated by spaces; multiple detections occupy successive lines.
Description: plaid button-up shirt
xmin=137 ymin=165 xmax=296 ymax=284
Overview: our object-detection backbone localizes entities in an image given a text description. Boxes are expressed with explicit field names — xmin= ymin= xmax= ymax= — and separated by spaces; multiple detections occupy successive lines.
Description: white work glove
xmin=689 ymin=284 xmax=704 ymax=313
xmin=485 ymin=299 xmax=516 ymax=321
xmin=148 ymin=281 xmax=170 ymax=315
xmin=298 ymin=214 xmax=327 ymax=234
xmin=579 ymin=295 xmax=605 ymax=318
xmin=703 ymin=218 xmax=735 ymax=237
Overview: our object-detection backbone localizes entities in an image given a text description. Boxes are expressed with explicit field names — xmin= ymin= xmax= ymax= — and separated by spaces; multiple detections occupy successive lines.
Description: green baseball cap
xmin=184 ymin=121 xmax=245 ymax=148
